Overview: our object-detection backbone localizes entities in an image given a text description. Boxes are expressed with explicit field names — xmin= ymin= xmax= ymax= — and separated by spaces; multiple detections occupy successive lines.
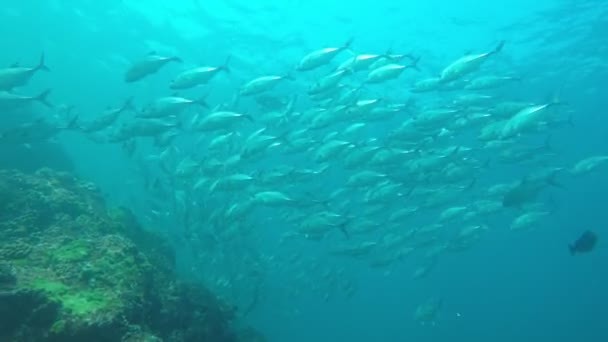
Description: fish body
xmin=0 ymin=53 xmax=49 ymax=90
xmin=500 ymin=103 xmax=554 ymax=139
xmin=240 ymin=75 xmax=288 ymax=96
xmin=170 ymin=58 xmax=230 ymax=89
xmin=81 ymin=98 xmax=135 ymax=133
xmin=114 ymin=119 xmax=178 ymax=140
xmin=193 ymin=111 xmax=252 ymax=132
xmin=367 ymin=58 xmax=418 ymax=84
xmin=0 ymin=89 xmax=52 ymax=110
xmin=337 ymin=53 xmax=385 ymax=72
xmin=139 ymin=96 xmax=205 ymax=118
xmin=210 ymin=174 xmax=254 ymax=193
xmin=253 ymin=191 xmax=296 ymax=206
xmin=411 ymin=77 xmax=441 ymax=93
xmin=502 ymin=169 xmax=562 ymax=208
xmin=510 ymin=211 xmax=549 ymax=231
xmin=308 ymin=69 xmax=350 ymax=95
xmin=464 ymin=75 xmax=519 ymax=90
xmin=0 ymin=118 xmax=73 ymax=144
xmin=367 ymin=64 xmax=406 ymax=83
xmin=296 ymin=39 xmax=353 ymax=71
xmin=414 ymin=297 xmax=443 ymax=324
xmin=125 ymin=53 xmax=181 ymax=83
xmin=315 ymin=139 xmax=352 ymax=163
xmin=439 ymin=41 xmax=504 ymax=83
xmin=346 ymin=170 xmax=387 ymax=187
xmin=570 ymin=156 xmax=608 ymax=175
xmin=452 ymin=93 xmax=493 ymax=107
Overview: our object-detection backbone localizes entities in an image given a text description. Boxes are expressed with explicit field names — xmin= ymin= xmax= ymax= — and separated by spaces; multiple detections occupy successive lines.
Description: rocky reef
xmin=0 ymin=168 xmax=264 ymax=342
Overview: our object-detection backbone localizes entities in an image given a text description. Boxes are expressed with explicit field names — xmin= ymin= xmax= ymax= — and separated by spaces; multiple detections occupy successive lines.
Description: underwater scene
xmin=1 ymin=0 xmax=607 ymax=341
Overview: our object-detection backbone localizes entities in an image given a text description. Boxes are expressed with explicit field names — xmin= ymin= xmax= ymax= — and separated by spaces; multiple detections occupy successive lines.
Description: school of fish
xmin=1 ymin=34 xmax=606 ymax=320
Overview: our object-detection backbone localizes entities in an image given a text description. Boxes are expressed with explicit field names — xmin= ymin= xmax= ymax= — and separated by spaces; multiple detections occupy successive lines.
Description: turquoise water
xmin=1 ymin=0 xmax=607 ymax=341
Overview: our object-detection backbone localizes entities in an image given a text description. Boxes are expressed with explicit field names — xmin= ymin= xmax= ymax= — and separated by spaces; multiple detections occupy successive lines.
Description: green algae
xmin=29 ymin=279 xmax=112 ymax=317
xmin=60 ymin=290 xmax=110 ymax=316
xmin=31 ymin=279 xmax=69 ymax=295
xmin=53 ymin=240 xmax=90 ymax=263
xmin=50 ymin=320 xmax=66 ymax=335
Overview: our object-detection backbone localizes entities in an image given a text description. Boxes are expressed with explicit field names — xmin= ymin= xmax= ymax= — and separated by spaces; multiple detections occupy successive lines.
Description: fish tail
xmin=195 ymin=94 xmax=210 ymax=108
xmin=36 ymin=89 xmax=54 ymax=108
xmin=337 ymin=220 xmax=350 ymax=239
xmin=343 ymin=37 xmax=355 ymax=50
xmin=546 ymin=170 xmax=566 ymax=190
xmin=408 ymin=55 xmax=422 ymax=71
xmin=546 ymin=87 xmax=567 ymax=107
xmin=243 ymin=113 xmax=255 ymax=123
xmin=283 ymin=95 xmax=298 ymax=116
xmin=275 ymin=130 xmax=293 ymax=147
xmin=170 ymin=56 xmax=183 ymax=63
xmin=37 ymin=52 xmax=50 ymax=72
xmin=465 ymin=177 xmax=477 ymax=190
xmin=491 ymin=40 xmax=506 ymax=55
xmin=221 ymin=55 xmax=232 ymax=74
xmin=65 ymin=114 xmax=81 ymax=130
xmin=120 ymin=96 xmax=136 ymax=113
xmin=542 ymin=135 xmax=553 ymax=151
xmin=568 ymin=244 xmax=576 ymax=256
xmin=283 ymin=71 xmax=296 ymax=81
xmin=566 ymin=114 xmax=575 ymax=127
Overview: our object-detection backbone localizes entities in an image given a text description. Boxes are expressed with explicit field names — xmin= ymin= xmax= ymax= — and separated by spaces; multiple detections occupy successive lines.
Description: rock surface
xmin=0 ymin=168 xmax=260 ymax=342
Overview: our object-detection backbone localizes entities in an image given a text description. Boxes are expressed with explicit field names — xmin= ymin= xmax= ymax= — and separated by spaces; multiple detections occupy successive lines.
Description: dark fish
xmin=569 ymin=230 xmax=598 ymax=255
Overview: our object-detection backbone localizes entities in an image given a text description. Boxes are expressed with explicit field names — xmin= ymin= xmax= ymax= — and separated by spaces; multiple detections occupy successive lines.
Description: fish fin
xmin=568 ymin=244 xmax=575 ymax=256
xmin=36 ymin=89 xmax=54 ymax=108
xmin=382 ymin=47 xmax=393 ymax=58
xmin=37 ymin=52 xmax=50 ymax=72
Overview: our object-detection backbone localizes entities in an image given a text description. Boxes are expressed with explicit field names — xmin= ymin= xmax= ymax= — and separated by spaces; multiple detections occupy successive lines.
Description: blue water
xmin=1 ymin=0 xmax=607 ymax=341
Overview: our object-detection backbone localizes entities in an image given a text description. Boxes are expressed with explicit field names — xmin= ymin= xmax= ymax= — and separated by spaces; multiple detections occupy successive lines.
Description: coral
xmin=0 ymin=168 xmax=262 ymax=342
xmin=0 ymin=262 xmax=16 ymax=287
xmin=0 ymin=240 xmax=32 ymax=259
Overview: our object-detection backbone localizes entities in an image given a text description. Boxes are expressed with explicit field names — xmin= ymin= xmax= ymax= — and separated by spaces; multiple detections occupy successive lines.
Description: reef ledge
xmin=0 ymin=168 xmax=264 ymax=342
